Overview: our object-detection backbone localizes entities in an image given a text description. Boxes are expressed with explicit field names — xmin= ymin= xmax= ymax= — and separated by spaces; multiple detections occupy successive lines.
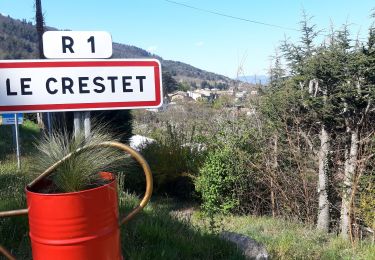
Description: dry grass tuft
xmin=32 ymin=124 xmax=127 ymax=193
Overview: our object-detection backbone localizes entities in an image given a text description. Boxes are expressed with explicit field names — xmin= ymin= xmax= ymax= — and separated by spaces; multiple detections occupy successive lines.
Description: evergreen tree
xmin=281 ymin=11 xmax=334 ymax=232
xmin=162 ymin=71 xmax=178 ymax=95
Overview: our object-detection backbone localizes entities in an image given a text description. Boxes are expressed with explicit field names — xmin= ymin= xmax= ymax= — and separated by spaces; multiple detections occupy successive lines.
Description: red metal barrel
xmin=25 ymin=172 xmax=121 ymax=260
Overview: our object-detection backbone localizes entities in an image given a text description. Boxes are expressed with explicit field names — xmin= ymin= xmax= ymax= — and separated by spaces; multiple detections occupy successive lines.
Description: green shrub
xmin=196 ymin=146 xmax=251 ymax=218
xmin=358 ymin=174 xmax=375 ymax=230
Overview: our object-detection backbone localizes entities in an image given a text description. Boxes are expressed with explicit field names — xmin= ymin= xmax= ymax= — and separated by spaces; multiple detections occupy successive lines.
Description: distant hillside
xmin=237 ymin=75 xmax=269 ymax=85
xmin=0 ymin=14 xmax=39 ymax=59
xmin=0 ymin=14 xmax=235 ymax=87
xmin=112 ymin=43 xmax=232 ymax=84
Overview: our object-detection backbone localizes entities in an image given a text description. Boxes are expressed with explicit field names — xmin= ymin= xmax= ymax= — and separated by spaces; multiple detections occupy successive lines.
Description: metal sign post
xmin=47 ymin=112 xmax=52 ymax=134
xmin=14 ymin=113 xmax=20 ymax=169
xmin=73 ymin=112 xmax=91 ymax=139
xmin=84 ymin=111 xmax=91 ymax=139
xmin=1 ymin=113 xmax=23 ymax=169
xmin=73 ymin=112 xmax=81 ymax=139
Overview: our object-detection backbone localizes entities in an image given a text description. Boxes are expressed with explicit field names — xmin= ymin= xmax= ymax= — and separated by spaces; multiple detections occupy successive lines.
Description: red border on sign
xmin=0 ymin=60 xmax=162 ymax=112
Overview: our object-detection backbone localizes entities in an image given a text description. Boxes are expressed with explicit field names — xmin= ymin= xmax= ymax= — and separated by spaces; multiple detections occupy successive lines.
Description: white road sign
xmin=43 ymin=31 xmax=112 ymax=58
xmin=0 ymin=59 xmax=162 ymax=113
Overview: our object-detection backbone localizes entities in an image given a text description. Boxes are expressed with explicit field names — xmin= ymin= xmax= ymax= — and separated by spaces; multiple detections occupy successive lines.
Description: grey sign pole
xmin=74 ymin=111 xmax=91 ymax=139
xmin=47 ymin=112 xmax=52 ymax=134
xmin=84 ymin=111 xmax=91 ymax=139
xmin=14 ymin=114 xmax=20 ymax=169
xmin=73 ymin=112 xmax=81 ymax=138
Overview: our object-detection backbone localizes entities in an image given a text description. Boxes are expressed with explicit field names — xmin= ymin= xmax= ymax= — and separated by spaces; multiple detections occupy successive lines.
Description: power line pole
xmin=35 ymin=0 xmax=52 ymax=133
xmin=35 ymin=0 xmax=44 ymax=59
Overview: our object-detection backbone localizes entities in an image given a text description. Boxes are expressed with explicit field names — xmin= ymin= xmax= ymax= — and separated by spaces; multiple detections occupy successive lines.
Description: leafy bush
xmin=196 ymin=146 xmax=251 ymax=218
xmin=358 ymin=174 xmax=375 ymax=230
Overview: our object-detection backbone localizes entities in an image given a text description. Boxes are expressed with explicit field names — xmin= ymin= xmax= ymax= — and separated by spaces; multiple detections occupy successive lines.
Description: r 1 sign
xmin=43 ymin=31 xmax=112 ymax=59
xmin=0 ymin=59 xmax=162 ymax=113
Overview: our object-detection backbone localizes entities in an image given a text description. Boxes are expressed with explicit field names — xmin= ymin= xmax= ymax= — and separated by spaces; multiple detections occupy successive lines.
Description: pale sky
xmin=0 ymin=0 xmax=374 ymax=78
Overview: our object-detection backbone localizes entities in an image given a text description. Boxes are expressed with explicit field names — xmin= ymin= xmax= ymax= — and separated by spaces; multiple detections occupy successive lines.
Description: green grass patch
xmin=0 ymin=119 xmax=41 ymax=160
xmin=120 ymin=200 xmax=244 ymax=259
xmin=191 ymin=214 xmax=375 ymax=260
xmin=0 ymin=159 xmax=33 ymax=259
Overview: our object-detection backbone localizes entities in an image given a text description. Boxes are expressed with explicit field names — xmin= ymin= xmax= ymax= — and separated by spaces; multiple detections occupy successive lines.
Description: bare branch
xmin=299 ymin=129 xmax=318 ymax=155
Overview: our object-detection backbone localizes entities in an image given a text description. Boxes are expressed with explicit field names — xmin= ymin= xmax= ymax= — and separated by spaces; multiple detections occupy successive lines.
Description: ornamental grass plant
xmin=31 ymin=124 xmax=128 ymax=193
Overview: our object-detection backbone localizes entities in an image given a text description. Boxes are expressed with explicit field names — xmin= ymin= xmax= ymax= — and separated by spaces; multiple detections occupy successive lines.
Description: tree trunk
xmin=341 ymin=127 xmax=359 ymax=239
xmin=271 ymin=134 xmax=278 ymax=217
xmin=317 ymin=124 xmax=330 ymax=231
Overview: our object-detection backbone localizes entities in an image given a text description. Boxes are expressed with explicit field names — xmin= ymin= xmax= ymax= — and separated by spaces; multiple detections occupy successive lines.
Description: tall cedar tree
xmin=281 ymin=11 xmax=333 ymax=232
